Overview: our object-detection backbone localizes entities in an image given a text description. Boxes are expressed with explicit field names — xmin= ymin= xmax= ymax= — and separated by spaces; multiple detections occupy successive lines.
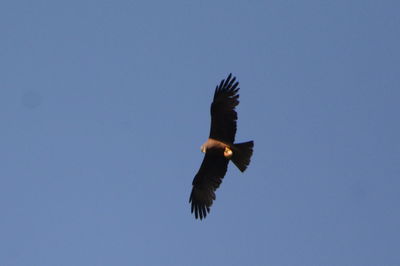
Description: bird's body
xmin=201 ymin=138 xmax=232 ymax=158
xmin=189 ymin=74 xmax=254 ymax=220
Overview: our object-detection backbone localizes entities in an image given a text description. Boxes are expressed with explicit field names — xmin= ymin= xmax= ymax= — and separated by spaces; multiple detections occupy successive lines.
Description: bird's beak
xmin=200 ymin=146 xmax=205 ymax=153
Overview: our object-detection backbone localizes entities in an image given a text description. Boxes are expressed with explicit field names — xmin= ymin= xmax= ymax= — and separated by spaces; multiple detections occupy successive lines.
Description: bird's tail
xmin=231 ymin=141 xmax=254 ymax=172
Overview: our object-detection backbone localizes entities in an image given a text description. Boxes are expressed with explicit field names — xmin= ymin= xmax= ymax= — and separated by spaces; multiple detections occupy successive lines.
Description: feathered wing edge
xmin=189 ymin=186 xmax=212 ymax=220
xmin=213 ymin=73 xmax=239 ymax=101
xmin=189 ymin=149 xmax=229 ymax=220
xmin=209 ymin=73 xmax=240 ymax=143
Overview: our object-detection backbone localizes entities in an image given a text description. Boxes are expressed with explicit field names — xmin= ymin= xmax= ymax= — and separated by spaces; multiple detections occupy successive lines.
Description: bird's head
xmin=200 ymin=145 xmax=207 ymax=153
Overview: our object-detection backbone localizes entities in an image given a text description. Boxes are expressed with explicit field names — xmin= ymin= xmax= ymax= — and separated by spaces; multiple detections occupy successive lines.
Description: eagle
xmin=189 ymin=73 xmax=254 ymax=220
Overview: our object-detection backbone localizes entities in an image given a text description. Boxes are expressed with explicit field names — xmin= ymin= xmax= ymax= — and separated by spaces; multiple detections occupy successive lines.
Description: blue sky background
xmin=1 ymin=1 xmax=399 ymax=265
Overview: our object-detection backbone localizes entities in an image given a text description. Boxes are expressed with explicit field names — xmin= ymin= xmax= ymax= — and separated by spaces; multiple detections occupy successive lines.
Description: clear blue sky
xmin=1 ymin=1 xmax=399 ymax=265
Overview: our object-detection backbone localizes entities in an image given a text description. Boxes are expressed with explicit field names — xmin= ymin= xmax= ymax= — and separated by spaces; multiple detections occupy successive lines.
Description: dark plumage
xmin=189 ymin=74 xmax=254 ymax=220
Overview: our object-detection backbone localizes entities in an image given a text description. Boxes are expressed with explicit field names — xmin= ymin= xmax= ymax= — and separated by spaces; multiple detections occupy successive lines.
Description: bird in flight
xmin=189 ymin=73 xmax=254 ymax=220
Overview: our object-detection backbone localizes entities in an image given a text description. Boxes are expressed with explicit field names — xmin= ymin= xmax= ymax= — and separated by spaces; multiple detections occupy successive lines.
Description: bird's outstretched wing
xmin=189 ymin=147 xmax=229 ymax=219
xmin=209 ymin=73 xmax=240 ymax=144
